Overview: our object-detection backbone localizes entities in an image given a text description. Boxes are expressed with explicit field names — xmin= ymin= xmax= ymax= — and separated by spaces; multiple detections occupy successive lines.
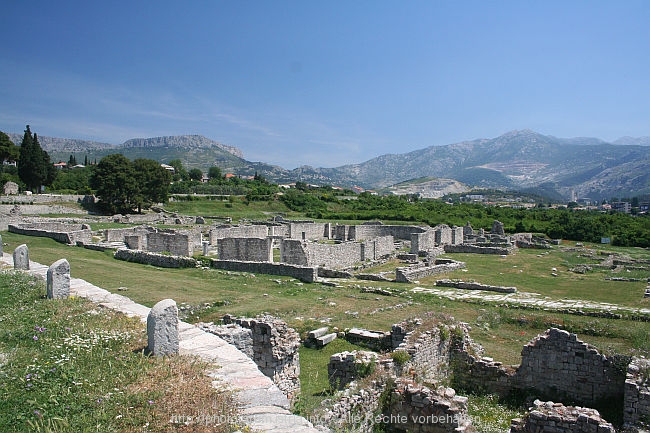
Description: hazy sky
xmin=2 ymin=1 xmax=649 ymax=168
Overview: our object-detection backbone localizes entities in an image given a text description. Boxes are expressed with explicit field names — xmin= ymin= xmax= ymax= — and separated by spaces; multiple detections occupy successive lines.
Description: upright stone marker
xmin=47 ymin=259 xmax=70 ymax=299
xmin=202 ymin=240 xmax=209 ymax=256
xmin=13 ymin=244 xmax=29 ymax=270
xmin=0 ymin=233 xmax=3 ymax=256
xmin=147 ymin=299 xmax=179 ymax=356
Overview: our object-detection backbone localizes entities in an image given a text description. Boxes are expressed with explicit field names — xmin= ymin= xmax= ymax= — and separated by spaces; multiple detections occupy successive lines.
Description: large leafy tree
xmin=17 ymin=125 xmax=56 ymax=192
xmin=132 ymin=158 xmax=172 ymax=212
xmin=0 ymin=131 xmax=19 ymax=163
xmin=90 ymin=154 xmax=138 ymax=214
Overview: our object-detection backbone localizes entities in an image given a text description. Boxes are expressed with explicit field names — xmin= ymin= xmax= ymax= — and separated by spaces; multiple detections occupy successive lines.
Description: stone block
xmin=47 ymin=258 xmax=70 ymax=299
xmin=147 ymin=299 xmax=179 ymax=356
xmin=13 ymin=244 xmax=29 ymax=270
xmin=308 ymin=327 xmax=330 ymax=339
xmin=317 ymin=333 xmax=337 ymax=347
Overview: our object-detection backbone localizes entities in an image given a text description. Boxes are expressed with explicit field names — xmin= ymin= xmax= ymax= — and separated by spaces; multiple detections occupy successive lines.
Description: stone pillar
xmin=147 ymin=299 xmax=179 ymax=356
xmin=202 ymin=240 xmax=209 ymax=256
xmin=13 ymin=244 xmax=29 ymax=270
xmin=0 ymin=234 xmax=3 ymax=256
xmin=47 ymin=259 xmax=70 ymax=299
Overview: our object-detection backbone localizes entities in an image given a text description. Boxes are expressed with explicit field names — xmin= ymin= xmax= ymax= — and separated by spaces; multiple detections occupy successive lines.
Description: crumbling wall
xmin=434 ymin=224 xmax=453 ymax=245
xmin=104 ymin=226 xmax=155 ymax=243
xmin=444 ymin=244 xmax=516 ymax=255
xmin=209 ymin=259 xmax=317 ymax=283
xmin=395 ymin=259 xmax=466 ymax=283
xmin=451 ymin=226 xmax=464 ymax=245
xmin=514 ymin=328 xmax=627 ymax=405
xmin=510 ymin=400 xmax=615 ymax=433
xmin=8 ymin=222 xmax=92 ymax=245
xmin=624 ymin=357 xmax=650 ymax=428
xmin=199 ymin=315 xmax=301 ymax=400
xmin=209 ymin=224 xmax=268 ymax=243
xmin=217 ymin=237 xmax=273 ymax=262
xmin=328 ymin=350 xmax=380 ymax=390
xmin=385 ymin=380 xmax=474 ymax=433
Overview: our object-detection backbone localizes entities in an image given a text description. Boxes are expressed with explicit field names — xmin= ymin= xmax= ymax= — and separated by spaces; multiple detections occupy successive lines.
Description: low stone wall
xmin=198 ymin=315 xmax=301 ymax=400
xmin=114 ymin=249 xmax=198 ymax=268
xmin=209 ymin=259 xmax=318 ymax=283
xmin=385 ymin=380 xmax=474 ymax=433
xmin=104 ymin=226 xmax=156 ymax=243
xmin=444 ymin=244 xmax=516 ymax=255
xmin=510 ymin=400 xmax=615 ymax=433
xmin=395 ymin=260 xmax=466 ymax=283
xmin=435 ymin=279 xmax=517 ymax=293
xmin=8 ymin=222 xmax=92 ymax=245
xmin=624 ymin=357 xmax=650 ymax=428
xmin=328 ymin=350 xmax=380 ymax=390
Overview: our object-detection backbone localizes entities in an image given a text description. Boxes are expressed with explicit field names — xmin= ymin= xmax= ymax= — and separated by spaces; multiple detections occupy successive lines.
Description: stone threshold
xmin=1 ymin=252 xmax=325 ymax=433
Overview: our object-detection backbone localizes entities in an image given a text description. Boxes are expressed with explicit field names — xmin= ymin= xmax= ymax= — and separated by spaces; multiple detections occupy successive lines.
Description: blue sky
xmin=2 ymin=1 xmax=649 ymax=168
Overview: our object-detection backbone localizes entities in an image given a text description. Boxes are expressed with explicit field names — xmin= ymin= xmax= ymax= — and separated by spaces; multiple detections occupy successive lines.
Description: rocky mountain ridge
xmin=6 ymin=129 xmax=650 ymax=200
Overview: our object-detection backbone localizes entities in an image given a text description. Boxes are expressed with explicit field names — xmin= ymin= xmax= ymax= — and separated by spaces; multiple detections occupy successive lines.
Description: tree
xmin=132 ymin=159 xmax=172 ymax=212
xmin=188 ymin=168 xmax=203 ymax=181
xmin=90 ymin=154 xmax=138 ymax=214
xmin=0 ymin=131 xmax=19 ymax=163
xmin=68 ymin=154 xmax=77 ymax=167
xmin=168 ymin=159 xmax=188 ymax=181
xmin=208 ymin=166 xmax=222 ymax=180
xmin=18 ymin=126 xmax=56 ymax=192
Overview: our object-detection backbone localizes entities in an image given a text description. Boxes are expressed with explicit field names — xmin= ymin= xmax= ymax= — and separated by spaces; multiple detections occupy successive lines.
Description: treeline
xmin=280 ymin=189 xmax=650 ymax=248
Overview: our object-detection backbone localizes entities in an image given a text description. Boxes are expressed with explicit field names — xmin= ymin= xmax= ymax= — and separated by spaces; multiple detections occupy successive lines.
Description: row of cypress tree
xmin=16 ymin=125 xmax=57 ymax=192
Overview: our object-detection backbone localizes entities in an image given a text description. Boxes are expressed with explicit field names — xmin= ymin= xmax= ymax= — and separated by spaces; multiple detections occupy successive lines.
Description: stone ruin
xmin=510 ymin=400 xmax=615 ymax=433
xmin=321 ymin=317 xmax=645 ymax=432
xmin=198 ymin=314 xmax=301 ymax=400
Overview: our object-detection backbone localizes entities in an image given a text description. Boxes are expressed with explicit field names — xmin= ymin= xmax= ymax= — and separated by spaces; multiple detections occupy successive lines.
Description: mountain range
xmin=7 ymin=129 xmax=650 ymax=200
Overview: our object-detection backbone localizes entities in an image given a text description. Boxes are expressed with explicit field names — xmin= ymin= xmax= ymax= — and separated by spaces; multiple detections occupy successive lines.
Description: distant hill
xmin=6 ymin=129 xmax=650 ymax=200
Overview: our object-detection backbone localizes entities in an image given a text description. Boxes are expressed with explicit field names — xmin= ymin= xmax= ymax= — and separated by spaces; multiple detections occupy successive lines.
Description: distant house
xmin=224 ymin=173 xmax=237 ymax=179
xmin=53 ymin=161 xmax=67 ymax=170
xmin=611 ymin=201 xmax=632 ymax=214
xmin=3 ymin=181 xmax=18 ymax=195
xmin=160 ymin=164 xmax=175 ymax=174
xmin=640 ymin=202 xmax=649 ymax=213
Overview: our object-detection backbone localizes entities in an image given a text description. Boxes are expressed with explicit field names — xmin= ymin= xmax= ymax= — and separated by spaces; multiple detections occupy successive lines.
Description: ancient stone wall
xmin=281 ymin=237 xmax=394 ymax=269
xmin=114 ymin=249 xmax=198 ymax=268
xmin=328 ymin=350 xmax=380 ymax=390
xmin=451 ymin=226 xmax=463 ymax=245
xmin=8 ymin=222 xmax=92 ymax=245
xmin=288 ymin=222 xmax=330 ymax=240
xmin=217 ymin=237 xmax=273 ymax=262
xmin=509 ymin=400 xmax=615 ymax=433
xmin=434 ymin=224 xmax=453 ymax=245
xmin=385 ymin=380 xmax=474 ymax=433
xmin=199 ymin=315 xmax=301 ymax=400
xmin=624 ymin=357 xmax=650 ymax=428
xmin=147 ymin=231 xmax=193 ymax=256
xmin=444 ymin=244 xmax=516 ymax=255
xmin=435 ymin=279 xmax=517 ymax=293
xmin=209 ymin=224 xmax=268 ymax=243
xmin=411 ymin=229 xmax=437 ymax=253
xmin=209 ymin=259 xmax=317 ymax=283
xmin=514 ymin=328 xmax=627 ymax=405
xmin=347 ymin=223 xmax=427 ymax=241
xmin=395 ymin=260 xmax=466 ymax=283
xmin=104 ymin=226 xmax=156 ymax=243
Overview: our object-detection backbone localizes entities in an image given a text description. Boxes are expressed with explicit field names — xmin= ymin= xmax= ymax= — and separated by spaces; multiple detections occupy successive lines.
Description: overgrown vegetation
xmin=0 ymin=271 xmax=236 ymax=432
